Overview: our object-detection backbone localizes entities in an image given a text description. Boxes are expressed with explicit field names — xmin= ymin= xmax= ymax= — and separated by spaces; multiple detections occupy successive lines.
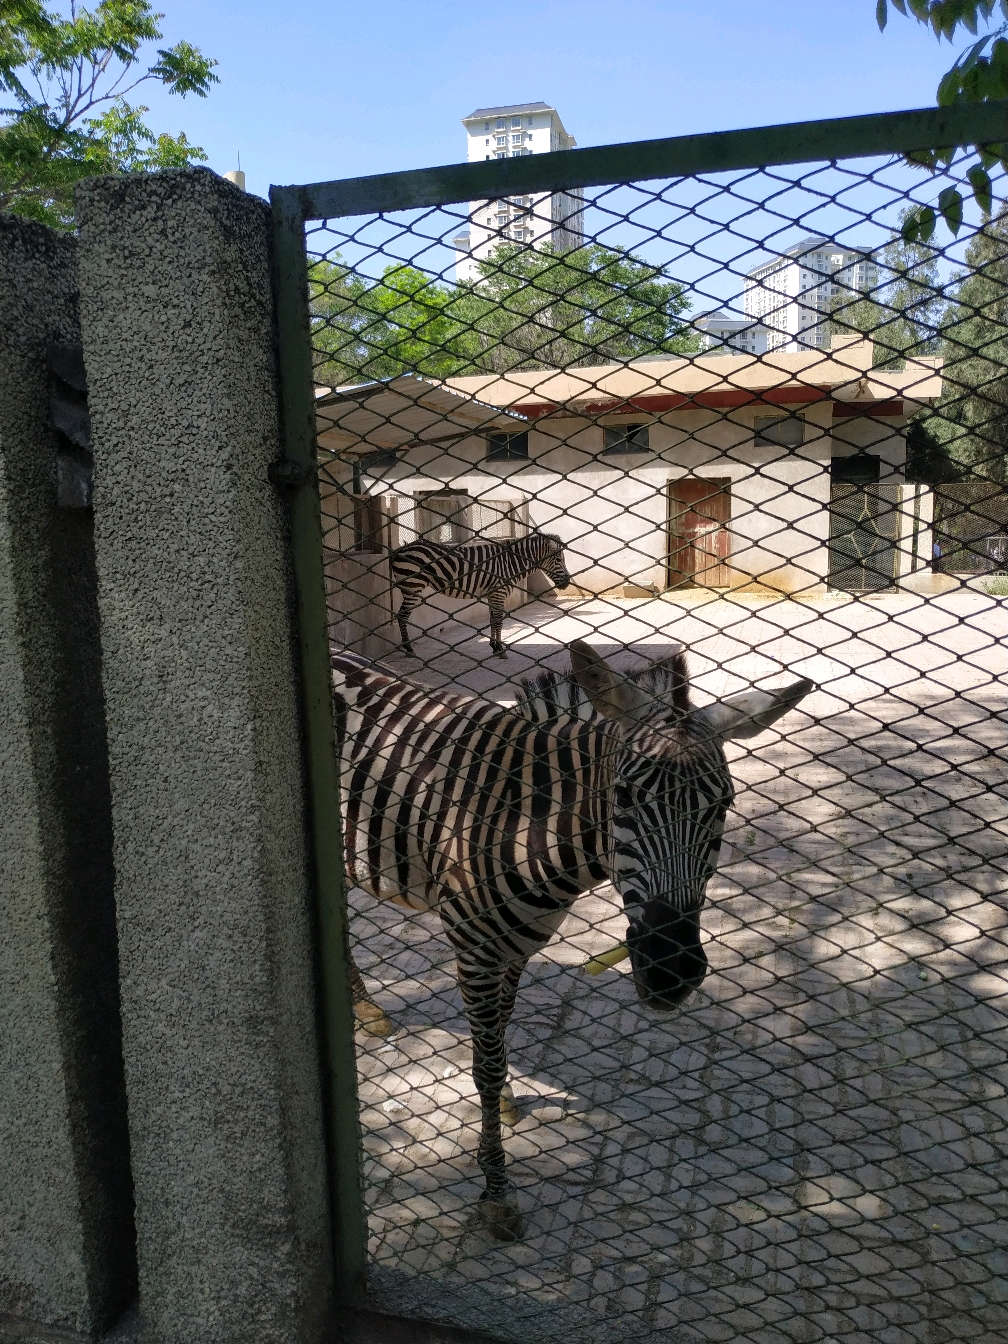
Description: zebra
xmin=390 ymin=531 xmax=570 ymax=658
xmin=332 ymin=643 xmax=811 ymax=1240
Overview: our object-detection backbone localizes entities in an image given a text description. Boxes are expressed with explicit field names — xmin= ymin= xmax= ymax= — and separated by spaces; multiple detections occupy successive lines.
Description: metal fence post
xmin=270 ymin=186 xmax=368 ymax=1296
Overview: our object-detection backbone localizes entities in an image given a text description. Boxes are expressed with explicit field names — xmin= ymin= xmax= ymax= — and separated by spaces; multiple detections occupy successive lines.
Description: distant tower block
xmin=453 ymin=101 xmax=585 ymax=283
xmin=744 ymin=236 xmax=879 ymax=352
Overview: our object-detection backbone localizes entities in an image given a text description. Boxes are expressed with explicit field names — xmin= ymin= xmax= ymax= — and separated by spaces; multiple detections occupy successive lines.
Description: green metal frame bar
xmin=273 ymin=101 xmax=1008 ymax=222
xmin=270 ymin=189 xmax=368 ymax=1297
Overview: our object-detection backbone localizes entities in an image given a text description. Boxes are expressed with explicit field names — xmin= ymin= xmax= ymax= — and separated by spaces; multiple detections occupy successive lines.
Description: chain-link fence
xmin=273 ymin=105 xmax=1008 ymax=1344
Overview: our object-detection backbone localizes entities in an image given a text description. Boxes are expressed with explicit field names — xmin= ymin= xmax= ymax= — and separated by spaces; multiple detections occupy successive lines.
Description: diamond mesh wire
xmin=305 ymin=138 xmax=1008 ymax=1344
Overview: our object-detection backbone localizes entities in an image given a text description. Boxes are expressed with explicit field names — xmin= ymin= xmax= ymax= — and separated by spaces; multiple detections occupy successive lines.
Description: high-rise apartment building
xmin=743 ymin=236 xmax=878 ymax=352
xmin=452 ymin=101 xmax=585 ymax=283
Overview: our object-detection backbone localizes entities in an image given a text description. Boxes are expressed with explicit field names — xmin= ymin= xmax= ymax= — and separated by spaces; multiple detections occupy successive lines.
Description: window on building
xmin=603 ymin=424 xmax=650 ymax=454
xmin=352 ymin=495 xmax=383 ymax=553
xmin=831 ymin=453 xmax=881 ymax=484
xmin=485 ymin=138 xmax=489 ymax=145
xmin=512 ymin=116 xmax=521 ymax=127
xmin=512 ymin=134 xmax=522 ymax=144
xmin=496 ymin=135 xmax=506 ymax=146
xmin=486 ymin=431 xmax=529 ymax=460
xmin=484 ymin=121 xmax=490 ymax=131
xmin=496 ymin=118 xmax=505 ymax=130
xmin=754 ymin=414 xmax=805 ymax=447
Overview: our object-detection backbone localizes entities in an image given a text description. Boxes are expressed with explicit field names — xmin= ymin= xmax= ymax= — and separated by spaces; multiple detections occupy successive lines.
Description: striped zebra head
xmin=527 ymin=531 xmax=571 ymax=590
xmin=569 ymin=641 xmax=812 ymax=1011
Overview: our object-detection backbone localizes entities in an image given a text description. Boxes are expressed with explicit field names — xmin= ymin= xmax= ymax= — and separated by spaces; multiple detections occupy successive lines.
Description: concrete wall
xmin=74 ymin=168 xmax=334 ymax=1344
xmin=0 ymin=217 xmax=136 ymax=1337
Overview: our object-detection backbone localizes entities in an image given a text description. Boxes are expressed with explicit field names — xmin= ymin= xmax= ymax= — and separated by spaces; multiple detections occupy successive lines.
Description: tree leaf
xmin=937 ymin=67 xmax=961 ymax=105
xmin=902 ymin=211 xmax=922 ymax=244
xmin=918 ymin=205 xmax=937 ymax=242
xmin=968 ymin=163 xmax=993 ymax=213
xmin=906 ymin=147 xmax=938 ymax=169
xmin=938 ymin=186 xmax=963 ymax=235
xmin=959 ymin=33 xmax=992 ymax=74
xmin=151 ymin=41 xmax=219 ymax=97
xmin=877 ymin=0 xmax=888 ymax=29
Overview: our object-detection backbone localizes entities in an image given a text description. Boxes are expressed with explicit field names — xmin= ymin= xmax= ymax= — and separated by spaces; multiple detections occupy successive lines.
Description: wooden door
xmin=667 ymin=478 xmax=732 ymax=588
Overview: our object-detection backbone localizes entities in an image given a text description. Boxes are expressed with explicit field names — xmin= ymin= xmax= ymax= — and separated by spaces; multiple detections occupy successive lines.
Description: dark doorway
xmin=828 ymin=456 xmax=899 ymax=591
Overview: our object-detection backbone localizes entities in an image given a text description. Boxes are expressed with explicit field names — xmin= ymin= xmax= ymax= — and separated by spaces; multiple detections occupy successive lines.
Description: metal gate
xmin=271 ymin=103 xmax=1008 ymax=1343
xmin=828 ymin=483 xmax=902 ymax=591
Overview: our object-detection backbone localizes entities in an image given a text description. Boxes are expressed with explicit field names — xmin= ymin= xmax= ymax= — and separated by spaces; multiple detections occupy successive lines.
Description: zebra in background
xmin=332 ymin=642 xmax=811 ymax=1240
xmin=390 ymin=530 xmax=570 ymax=657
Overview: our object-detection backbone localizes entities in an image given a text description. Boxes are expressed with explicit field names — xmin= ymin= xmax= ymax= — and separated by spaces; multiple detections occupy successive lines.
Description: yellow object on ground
xmin=583 ymin=943 xmax=630 ymax=976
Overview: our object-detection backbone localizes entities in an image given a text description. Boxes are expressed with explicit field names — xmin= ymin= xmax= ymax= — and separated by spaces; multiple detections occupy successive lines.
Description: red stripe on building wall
xmin=512 ymin=390 xmax=905 ymax=420
xmin=831 ymin=399 xmax=903 ymax=418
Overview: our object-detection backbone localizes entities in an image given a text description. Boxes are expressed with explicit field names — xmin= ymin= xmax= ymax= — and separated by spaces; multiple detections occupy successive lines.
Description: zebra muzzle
xmin=627 ymin=902 xmax=707 ymax=1010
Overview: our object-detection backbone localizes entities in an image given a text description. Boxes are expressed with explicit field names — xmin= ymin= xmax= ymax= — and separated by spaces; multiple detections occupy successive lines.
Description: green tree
xmin=830 ymin=209 xmax=943 ymax=366
xmin=458 ymin=242 xmax=695 ymax=373
xmin=1 ymin=0 xmax=218 ymax=228
xmin=928 ymin=203 xmax=1008 ymax=479
xmin=877 ymin=1 xmax=1008 ymax=239
xmin=311 ymin=242 xmax=696 ymax=387
xmin=310 ymin=258 xmax=478 ymax=386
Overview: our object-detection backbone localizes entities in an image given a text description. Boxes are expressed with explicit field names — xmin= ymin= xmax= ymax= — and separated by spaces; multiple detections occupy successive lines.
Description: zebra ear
xmin=696 ymin=678 xmax=813 ymax=741
xmin=570 ymin=641 xmax=652 ymax=732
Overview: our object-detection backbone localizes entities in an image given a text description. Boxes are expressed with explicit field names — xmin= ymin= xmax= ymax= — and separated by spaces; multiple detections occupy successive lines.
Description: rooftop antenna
xmin=223 ymin=151 xmax=245 ymax=192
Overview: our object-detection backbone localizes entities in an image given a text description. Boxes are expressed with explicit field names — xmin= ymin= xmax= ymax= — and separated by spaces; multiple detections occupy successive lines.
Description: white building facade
xmin=694 ymin=313 xmax=770 ymax=356
xmin=453 ymin=102 xmax=585 ymax=283
xmin=743 ymin=236 xmax=878 ymax=352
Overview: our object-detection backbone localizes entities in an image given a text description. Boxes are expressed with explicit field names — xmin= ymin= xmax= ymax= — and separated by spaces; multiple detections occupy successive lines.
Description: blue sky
xmin=139 ymin=1 xmax=980 ymax=200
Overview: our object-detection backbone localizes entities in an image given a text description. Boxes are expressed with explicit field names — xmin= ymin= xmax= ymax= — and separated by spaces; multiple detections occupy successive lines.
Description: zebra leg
xmin=497 ymin=960 xmax=526 ymax=1127
xmin=396 ymin=590 xmax=420 ymax=656
xmin=349 ymin=955 xmax=393 ymax=1037
xmin=456 ymin=954 xmax=524 ymax=1240
xmin=487 ymin=589 xmax=507 ymax=658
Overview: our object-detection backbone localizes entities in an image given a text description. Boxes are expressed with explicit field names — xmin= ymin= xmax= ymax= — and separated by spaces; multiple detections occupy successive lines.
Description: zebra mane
xmin=514 ymin=649 xmax=690 ymax=724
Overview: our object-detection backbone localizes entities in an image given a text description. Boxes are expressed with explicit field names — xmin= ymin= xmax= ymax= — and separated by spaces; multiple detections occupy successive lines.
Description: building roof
xmin=314 ymin=375 xmax=527 ymax=456
xmin=694 ymin=312 xmax=752 ymax=330
xmin=445 ymin=337 xmax=942 ymax=419
xmin=463 ymin=101 xmax=553 ymax=122
xmin=749 ymin=236 xmax=877 ymax=274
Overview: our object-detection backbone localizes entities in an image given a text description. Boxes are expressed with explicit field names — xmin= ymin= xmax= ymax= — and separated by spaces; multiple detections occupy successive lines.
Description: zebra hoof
xmin=500 ymin=1083 xmax=520 ymax=1127
xmin=354 ymin=999 xmax=394 ymax=1037
xmin=492 ymin=646 xmax=508 ymax=659
xmin=479 ymin=1186 xmax=524 ymax=1241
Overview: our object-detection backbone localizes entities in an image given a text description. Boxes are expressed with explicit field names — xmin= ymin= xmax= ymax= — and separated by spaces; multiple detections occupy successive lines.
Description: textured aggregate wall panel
xmin=0 ymin=216 xmax=135 ymax=1335
xmin=74 ymin=167 xmax=333 ymax=1344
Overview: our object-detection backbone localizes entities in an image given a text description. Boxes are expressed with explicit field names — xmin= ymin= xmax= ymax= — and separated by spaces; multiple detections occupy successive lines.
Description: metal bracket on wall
xmin=268 ymin=457 xmax=318 ymax=490
xmin=47 ymin=342 xmax=93 ymax=509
